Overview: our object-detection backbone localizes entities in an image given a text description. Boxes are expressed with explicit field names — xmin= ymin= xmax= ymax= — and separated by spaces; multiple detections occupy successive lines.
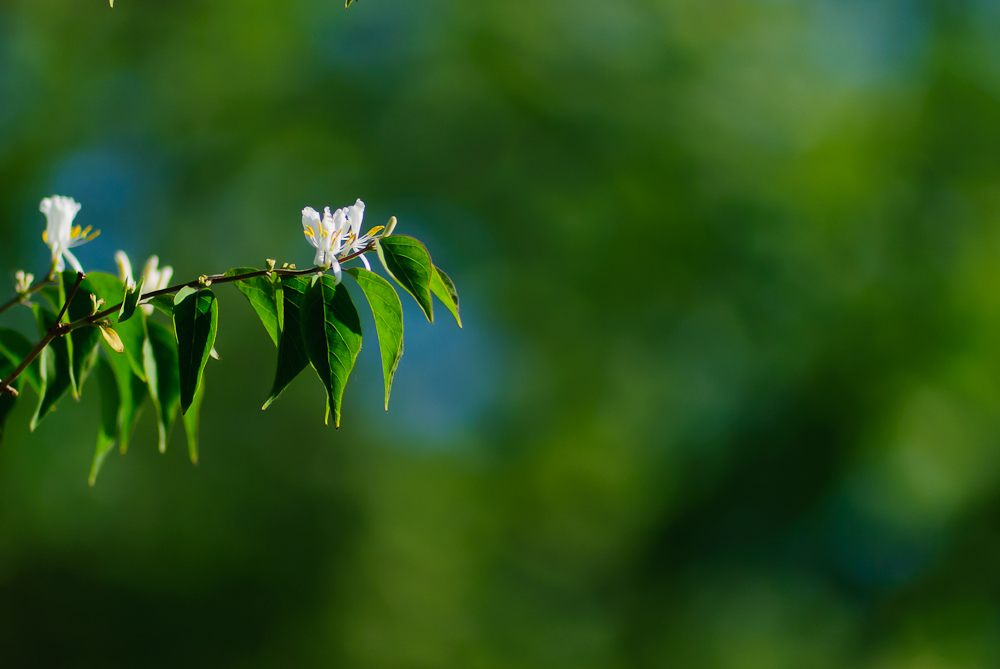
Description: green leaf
xmin=375 ymin=235 xmax=435 ymax=322
xmin=143 ymin=321 xmax=180 ymax=453
xmin=75 ymin=271 xmax=146 ymax=381
xmin=173 ymin=288 xmax=218 ymax=414
xmin=224 ymin=268 xmax=278 ymax=346
xmin=430 ymin=265 xmax=462 ymax=328
xmin=63 ymin=271 xmax=132 ymax=397
xmin=183 ymin=376 xmax=205 ymax=465
xmin=262 ymin=275 xmax=312 ymax=409
xmin=347 ymin=268 xmax=404 ymax=410
xmin=0 ymin=355 xmax=16 ymax=442
xmin=118 ymin=276 xmax=144 ymax=323
xmin=301 ymin=275 xmax=363 ymax=427
xmin=147 ymin=294 xmax=175 ymax=317
xmin=30 ymin=307 xmax=72 ymax=431
xmin=102 ymin=338 xmax=147 ymax=455
xmin=36 ymin=284 xmax=61 ymax=312
xmin=114 ymin=310 xmax=147 ymax=381
xmin=89 ymin=357 xmax=120 ymax=486
xmin=0 ymin=327 xmax=41 ymax=393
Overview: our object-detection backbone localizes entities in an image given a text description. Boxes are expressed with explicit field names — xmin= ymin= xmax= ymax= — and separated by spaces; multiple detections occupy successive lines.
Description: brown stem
xmin=0 ymin=272 xmax=84 ymax=396
xmin=0 ymin=244 xmax=377 ymax=393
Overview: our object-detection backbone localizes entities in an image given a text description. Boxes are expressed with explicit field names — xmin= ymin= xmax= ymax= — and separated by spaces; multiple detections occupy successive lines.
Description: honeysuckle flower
xmin=140 ymin=255 xmax=173 ymax=292
xmin=302 ymin=205 xmax=346 ymax=284
xmin=39 ymin=196 xmax=98 ymax=273
xmin=339 ymin=199 xmax=385 ymax=271
xmin=114 ymin=250 xmax=136 ymax=290
xmin=117 ymin=253 xmax=172 ymax=315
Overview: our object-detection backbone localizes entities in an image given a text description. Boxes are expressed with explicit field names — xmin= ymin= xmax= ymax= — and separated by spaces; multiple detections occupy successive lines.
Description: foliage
xmin=0 ymin=218 xmax=460 ymax=483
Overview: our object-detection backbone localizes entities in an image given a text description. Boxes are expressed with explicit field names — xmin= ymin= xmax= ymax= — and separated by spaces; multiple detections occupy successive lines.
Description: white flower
xmin=115 ymin=250 xmax=135 ymax=290
xmin=117 ymin=252 xmax=172 ymax=315
xmin=302 ymin=205 xmax=346 ymax=284
xmin=338 ymin=199 xmax=384 ymax=271
xmin=39 ymin=196 xmax=98 ymax=273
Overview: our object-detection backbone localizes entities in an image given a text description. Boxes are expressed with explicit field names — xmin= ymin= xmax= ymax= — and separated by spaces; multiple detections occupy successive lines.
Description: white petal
xmin=115 ymin=251 xmax=133 ymax=285
xmin=158 ymin=266 xmax=173 ymax=289
xmin=360 ymin=254 xmax=371 ymax=271
xmin=330 ymin=258 xmax=342 ymax=285
xmin=302 ymin=206 xmax=321 ymax=231
xmin=141 ymin=255 xmax=159 ymax=284
xmin=62 ymin=248 xmax=84 ymax=274
xmin=347 ymin=199 xmax=365 ymax=238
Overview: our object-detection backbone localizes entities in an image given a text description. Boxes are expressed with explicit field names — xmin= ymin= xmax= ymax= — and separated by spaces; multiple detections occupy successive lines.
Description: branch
xmin=0 ymin=272 xmax=84 ymax=396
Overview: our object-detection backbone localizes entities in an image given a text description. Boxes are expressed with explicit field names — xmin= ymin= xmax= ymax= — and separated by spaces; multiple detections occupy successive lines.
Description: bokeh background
xmin=2 ymin=0 xmax=1000 ymax=666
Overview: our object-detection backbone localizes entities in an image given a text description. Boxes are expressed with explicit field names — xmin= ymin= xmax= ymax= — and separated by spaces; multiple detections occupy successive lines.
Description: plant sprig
xmin=0 ymin=196 xmax=461 ymax=484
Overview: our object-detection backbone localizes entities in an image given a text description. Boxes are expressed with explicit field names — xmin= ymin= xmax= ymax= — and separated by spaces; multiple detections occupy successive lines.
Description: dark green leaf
xmin=30 ymin=307 xmax=72 ymax=431
xmin=173 ymin=288 xmax=218 ymax=414
xmin=301 ymin=275 xmax=363 ymax=427
xmin=224 ymin=268 xmax=278 ymax=346
xmin=36 ymin=284 xmax=61 ymax=311
xmin=263 ymin=275 xmax=312 ymax=409
xmin=183 ymin=376 xmax=205 ymax=465
xmin=375 ymin=235 xmax=435 ymax=322
xmin=347 ymin=268 xmax=404 ymax=410
xmin=101 ymin=337 xmax=147 ymax=455
xmin=143 ymin=321 xmax=180 ymax=453
xmin=0 ymin=355 xmax=16 ymax=442
xmin=430 ymin=265 xmax=462 ymax=328
xmin=118 ymin=276 xmax=144 ymax=323
xmin=0 ymin=327 xmax=41 ymax=393
xmin=89 ymin=357 xmax=119 ymax=486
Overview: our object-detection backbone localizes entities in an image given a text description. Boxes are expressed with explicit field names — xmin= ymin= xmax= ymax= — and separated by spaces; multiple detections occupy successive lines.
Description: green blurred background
xmin=3 ymin=0 xmax=1000 ymax=666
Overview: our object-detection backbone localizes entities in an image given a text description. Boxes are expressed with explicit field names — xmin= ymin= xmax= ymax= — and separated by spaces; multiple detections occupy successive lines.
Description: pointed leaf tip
xmin=347 ymin=268 xmax=403 ymax=411
xmin=430 ymin=265 xmax=461 ymax=328
xmin=375 ymin=236 xmax=435 ymax=322
xmin=301 ymin=275 xmax=362 ymax=428
xmin=173 ymin=288 xmax=218 ymax=415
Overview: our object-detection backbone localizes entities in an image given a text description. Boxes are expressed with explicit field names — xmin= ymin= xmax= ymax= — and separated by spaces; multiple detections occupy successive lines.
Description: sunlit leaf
xmin=147 ymin=294 xmax=175 ymax=317
xmin=119 ymin=276 xmax=144 ymax=323
xmin=347 ymin=268 xmax=403 ymax=410
xmin=143 ymin=320 xmax=180 ymax=453
xmin=89 ymin=357 xmax=119 ymax=486
xmin=301 ymin=275 xmax=363 ymax=427
xmin=63 ymin=271 xmax=131 ymax=397
xmin=173 ymin=287 xmax=218 ymax=414
xmin=0 ymin=327 xmax=41 ymax=393
xmin=376 ymin=235 xmax=435 ymax=322
xmin=430 ymin=265 xmax=461 ymax=328
xmin=224 ymin=267 xmax=278 ymax=346
xmin=29 ymin=307 xmax=72 ymax=431
xmin=263 ymin=275 xmax=312 ymax=409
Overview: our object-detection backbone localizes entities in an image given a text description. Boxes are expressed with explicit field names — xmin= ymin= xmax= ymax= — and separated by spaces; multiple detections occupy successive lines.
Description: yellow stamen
xmin=365 ymin=226 xmax=384 ymax=237
xmin=304 ymin=225 xmax=315 ymax=238
xmin=86 ymin=229 xmax=101 ymax=242
xmin=320 ymin=229 xmax=328 ymax=238
xmin=71 ymin=225 xmax=81 ymax=238
xmin=42 ymin=230 xmax=47 ymax=243
xmin=80 ymin=226 xmax=92 ymax=238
